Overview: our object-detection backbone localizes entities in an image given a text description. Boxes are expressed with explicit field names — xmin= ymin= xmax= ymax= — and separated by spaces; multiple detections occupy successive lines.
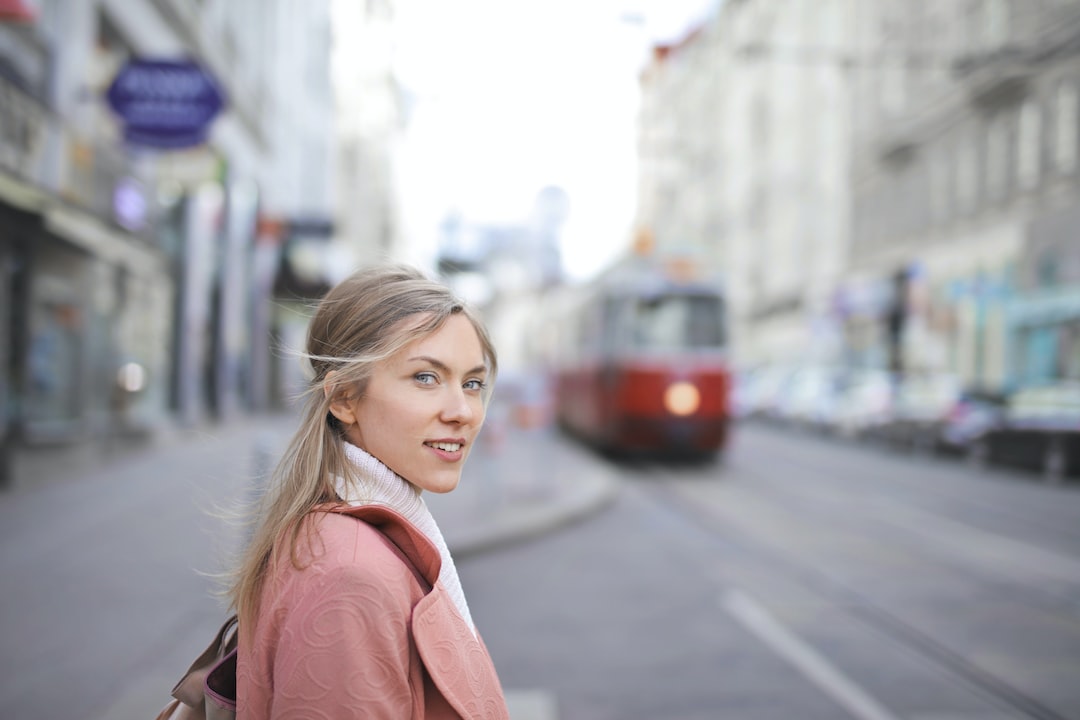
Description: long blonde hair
xmin=229 ymin=264 xmax=497 ymax=629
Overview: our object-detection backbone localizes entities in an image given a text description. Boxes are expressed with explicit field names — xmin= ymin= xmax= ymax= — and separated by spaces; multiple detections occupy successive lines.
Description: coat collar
xmin=321 ymin=503 xmax=443 ymax=585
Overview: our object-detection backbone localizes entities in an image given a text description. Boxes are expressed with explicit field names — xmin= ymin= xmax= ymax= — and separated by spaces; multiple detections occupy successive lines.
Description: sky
xmin=392 ymin=0 xmax=717 ymax=281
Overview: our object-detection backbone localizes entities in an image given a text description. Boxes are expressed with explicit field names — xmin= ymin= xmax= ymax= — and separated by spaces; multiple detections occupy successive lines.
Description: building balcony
xmin=952 ymin=46 xmax=1033 ymax=111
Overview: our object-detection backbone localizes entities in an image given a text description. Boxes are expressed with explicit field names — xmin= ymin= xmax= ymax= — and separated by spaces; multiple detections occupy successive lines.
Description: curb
xmin=442 ymin=432 xmax=623 ymax=558
xmin=447 ymin=469 xmax=621 ymax=558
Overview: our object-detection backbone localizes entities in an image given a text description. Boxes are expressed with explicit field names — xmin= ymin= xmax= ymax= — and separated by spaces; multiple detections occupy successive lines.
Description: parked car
xmin=938 ymin=388 xmax=1008 ymax=456
xmin=826 ymin=369 xmax=896 ymax=438
xmin=772 ymin=365 xmax=847 ymax=430
xmin=968 ymin=381 xmax=1080 ymax=481
xmin=733 ymin=364 xmax=798 ymax=420
xmin=731 ymin=367 xmax=763 ymax=420
xmin=876 ymin=373 xmax=970 ymax=452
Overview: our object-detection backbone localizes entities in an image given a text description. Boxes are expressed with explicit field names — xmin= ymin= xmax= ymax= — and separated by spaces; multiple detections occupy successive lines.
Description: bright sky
xmin=393 ymin=0 xmax=716 ymax=281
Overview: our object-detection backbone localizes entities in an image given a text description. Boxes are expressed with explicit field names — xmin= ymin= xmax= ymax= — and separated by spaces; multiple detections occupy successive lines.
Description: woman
xmin=231 ymin=264 xmax=509 ymax=719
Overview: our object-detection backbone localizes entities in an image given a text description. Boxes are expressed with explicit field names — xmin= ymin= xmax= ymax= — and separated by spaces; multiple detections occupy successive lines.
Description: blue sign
xmin=106 ymin=58 xmax=225 ymax=149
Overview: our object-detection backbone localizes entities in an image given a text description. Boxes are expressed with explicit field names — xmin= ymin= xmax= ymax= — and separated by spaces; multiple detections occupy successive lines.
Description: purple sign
xmin=106 ymin=58 xmax=226 ymax=149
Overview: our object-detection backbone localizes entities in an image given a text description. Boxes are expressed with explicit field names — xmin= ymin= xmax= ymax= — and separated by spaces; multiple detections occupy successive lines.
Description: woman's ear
xmin=324 ymin=371 xmax=358 ymax=426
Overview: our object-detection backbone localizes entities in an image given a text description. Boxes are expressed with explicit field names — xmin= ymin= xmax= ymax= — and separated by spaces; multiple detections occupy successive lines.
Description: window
xmin=1055 ymin=81 xmax=1078 ymax=173
xmin=1017 ymin=99 xmax=1041 ymax=189
xmin=986 ymin=114 xmax=1008 ymax=200
xmin=623 ymin=294 xmax=727 ymax=354
xmin=956 ymin=135 xmax=977 ymax=213
xmin=881 ymin=66 xmax=907 ymax=116
xmin=930 ymin=149 xmax=951 ymax=223
xmin=983 ymin=0 xmax=1009 ymax=48
xmin=1037 ymin=248 xmax=1059 ymax=288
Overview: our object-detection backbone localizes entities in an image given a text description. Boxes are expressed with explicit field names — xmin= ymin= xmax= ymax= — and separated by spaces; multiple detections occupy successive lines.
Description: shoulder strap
xmin=170 ymin=615 xmax=238 ymax=709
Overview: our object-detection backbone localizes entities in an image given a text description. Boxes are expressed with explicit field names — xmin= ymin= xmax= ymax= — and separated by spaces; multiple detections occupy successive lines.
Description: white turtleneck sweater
xmin=337 ymin=442 xmax=475 ymax=633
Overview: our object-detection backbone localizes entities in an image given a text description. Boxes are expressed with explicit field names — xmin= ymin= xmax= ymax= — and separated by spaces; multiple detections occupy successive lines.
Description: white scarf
xmin=337 ymin=442 xmax=475 ymax=633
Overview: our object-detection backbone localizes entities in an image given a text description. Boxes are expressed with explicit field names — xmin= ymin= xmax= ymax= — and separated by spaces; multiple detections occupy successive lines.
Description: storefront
xmin=0 ymin=18 xmax=50 ymax=478
xmin=1008 ymin=287 xmax=1080 ymax=385
xmin=21 ymin=232 xmax=92 ymax=441
xmin=7 ymin=202 xmax=175 ymax=446
xmin=901 ymin=222 xmax=1021 ymax=391
xmin=0 ymin=186 xmax=42 ymax=484
xmin=1011 ymin=203 xmax=1080 ymax=386
xmin=833 ymin=273 xmax=893 ymax=371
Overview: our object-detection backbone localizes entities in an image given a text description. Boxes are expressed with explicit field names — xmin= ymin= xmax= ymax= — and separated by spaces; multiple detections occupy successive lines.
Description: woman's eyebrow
xmin=407 ymin=356 xmax=488 ymax=376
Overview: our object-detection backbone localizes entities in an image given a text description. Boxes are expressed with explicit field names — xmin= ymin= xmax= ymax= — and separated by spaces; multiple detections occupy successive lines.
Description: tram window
xmin=687 ymin=296 xmax=726 ymax=347
xmin=600 ymin=297 xmax=625 ymax=356
xmin=577 ymin=306 xmax=599 ymax=357
xmin=630 ymin=295 xmax=725 ymax=351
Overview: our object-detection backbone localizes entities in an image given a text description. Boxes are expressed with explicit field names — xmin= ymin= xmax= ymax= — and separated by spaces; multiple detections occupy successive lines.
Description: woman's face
xmin=333 ymin=314 xmax=489 ymax=493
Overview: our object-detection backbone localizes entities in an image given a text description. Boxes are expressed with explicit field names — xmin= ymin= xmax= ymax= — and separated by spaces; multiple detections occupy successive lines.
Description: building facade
xmin=635 ymin=0 xmax=1080 ymax=393
xmin=0 ymin=0 xmax=335 ymax=484
xmin=636 ymin=0 xmax=854 ymax=369
xmin=331 ymin=0 xmax=403 ymax=273
xmin=850 ymin=0 xmax=1080 ymax=390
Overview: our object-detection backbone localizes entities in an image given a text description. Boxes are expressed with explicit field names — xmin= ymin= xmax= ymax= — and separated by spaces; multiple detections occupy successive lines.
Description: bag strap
xmin=170 ymin=615 xmax=238 ymax=708
xmin=187 ymin=615 xmax=237 ymax=675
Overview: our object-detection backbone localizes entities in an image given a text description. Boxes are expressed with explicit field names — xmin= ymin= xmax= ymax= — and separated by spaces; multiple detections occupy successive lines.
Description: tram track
xmin=733 ymin=422 xmax=1080 ymax=545
xmin=724 ymin=459 xmax=1080 ymax=618
xmin=634 ymin=466 xmax=1077 ymax=720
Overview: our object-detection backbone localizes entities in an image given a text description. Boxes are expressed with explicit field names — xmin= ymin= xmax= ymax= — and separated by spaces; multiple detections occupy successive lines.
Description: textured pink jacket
xmin=237 ymin=504 xmax=509 ymax=719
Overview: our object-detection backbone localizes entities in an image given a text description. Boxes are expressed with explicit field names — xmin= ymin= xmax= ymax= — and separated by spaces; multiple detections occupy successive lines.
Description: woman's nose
xmin=440 ymin=387 xmax=478 ymax=423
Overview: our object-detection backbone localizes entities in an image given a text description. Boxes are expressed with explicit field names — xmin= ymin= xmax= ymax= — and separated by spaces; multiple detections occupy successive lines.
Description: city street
xmin=0 ymin=407 xmax=614 ymax=720
xmin=1 ymin=415 xmax=1079 ymax=719
xmin=463 ymin=422 xmax=1080 ymax=720
xmin=4 ymin=3 xmax=1080 ymax=719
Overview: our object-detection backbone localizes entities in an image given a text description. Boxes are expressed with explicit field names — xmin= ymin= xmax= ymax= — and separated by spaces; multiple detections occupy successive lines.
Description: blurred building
xmin=850 ymin=0 xmax=1080 ymax=390
xmin=330 ymin=0 xmax=404 ymax=270
xmin=0 ymin=0 xmax=334 ymax=485
xmin=433 ymin=186 xmax=569 ymax=375
xmin=636 ymin=0 xmax=854 ymax=369
xmin=635 ymin=0 xmax=1080 ymax=393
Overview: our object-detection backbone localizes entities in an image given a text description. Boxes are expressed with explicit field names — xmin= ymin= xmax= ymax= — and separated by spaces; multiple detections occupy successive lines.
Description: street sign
xmin=106 ymin=58 xmax=225 ymax=149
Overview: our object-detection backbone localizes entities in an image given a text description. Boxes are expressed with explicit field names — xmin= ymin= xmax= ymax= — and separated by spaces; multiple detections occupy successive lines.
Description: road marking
xmin=723 ymin=589 xmax=902 ymax=720
xmin=505 ymin=689 xmax=558 ymax=720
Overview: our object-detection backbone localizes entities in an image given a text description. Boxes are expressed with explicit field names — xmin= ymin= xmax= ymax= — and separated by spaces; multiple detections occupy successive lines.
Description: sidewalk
xmin=10 ymin=408 xmax=620 ymax=558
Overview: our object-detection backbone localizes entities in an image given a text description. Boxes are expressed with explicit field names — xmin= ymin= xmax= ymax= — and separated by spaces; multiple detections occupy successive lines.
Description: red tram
xmin=548 ymin=263 xmax=732 ymax=458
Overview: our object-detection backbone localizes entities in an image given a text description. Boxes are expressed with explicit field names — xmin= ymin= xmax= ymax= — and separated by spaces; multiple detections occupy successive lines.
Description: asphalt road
xmin=3 ymin=414 xmax=1077 ymax=720
xmin=0 ymin=420 xmax=264 ymax=720
xmin=461 ymin=421 xmax=1080 ymax=720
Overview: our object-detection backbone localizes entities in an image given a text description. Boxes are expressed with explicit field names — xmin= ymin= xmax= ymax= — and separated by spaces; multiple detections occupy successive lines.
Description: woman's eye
xmin=415 ymin=372 xmax=437 ymax=385
xmin=464 ymin=379 xmax=487 ymax=391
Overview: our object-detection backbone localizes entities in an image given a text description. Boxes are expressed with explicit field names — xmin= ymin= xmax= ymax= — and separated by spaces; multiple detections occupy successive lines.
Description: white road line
xmin=723 ymin=589 xmax=903 ymax=720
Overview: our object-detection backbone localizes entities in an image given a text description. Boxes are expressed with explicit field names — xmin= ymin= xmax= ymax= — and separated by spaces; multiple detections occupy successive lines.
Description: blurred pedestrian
xmin=230 ymin=264 xmax=509 ymax=718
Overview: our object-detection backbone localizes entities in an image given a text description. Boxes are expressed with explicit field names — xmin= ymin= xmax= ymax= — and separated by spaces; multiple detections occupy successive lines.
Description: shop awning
xmin=0 ymin=169 xmax=47 ymax=213
xmin=44 ymin=202 xmax=166 ymax=276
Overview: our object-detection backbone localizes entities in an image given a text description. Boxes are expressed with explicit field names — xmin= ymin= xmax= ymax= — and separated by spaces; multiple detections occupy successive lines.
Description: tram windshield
xmin=622 ymin=293 xmax=726 ymax=353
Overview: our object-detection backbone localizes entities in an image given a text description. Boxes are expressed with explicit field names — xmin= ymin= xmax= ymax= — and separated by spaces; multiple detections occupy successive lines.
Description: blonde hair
xmin=229 ymin=264 xmax=497 ymax=629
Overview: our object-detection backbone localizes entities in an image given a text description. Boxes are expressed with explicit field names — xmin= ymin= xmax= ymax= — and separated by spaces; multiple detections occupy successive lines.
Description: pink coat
xmin=237 ymin=504 xmax=510 ymax=719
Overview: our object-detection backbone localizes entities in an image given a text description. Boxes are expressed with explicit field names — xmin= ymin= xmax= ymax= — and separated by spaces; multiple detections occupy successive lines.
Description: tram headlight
xmin=664 ymin=381 xmax=700 ymax=416
xmin=117 ymin=361 xmax=146 ymax=393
